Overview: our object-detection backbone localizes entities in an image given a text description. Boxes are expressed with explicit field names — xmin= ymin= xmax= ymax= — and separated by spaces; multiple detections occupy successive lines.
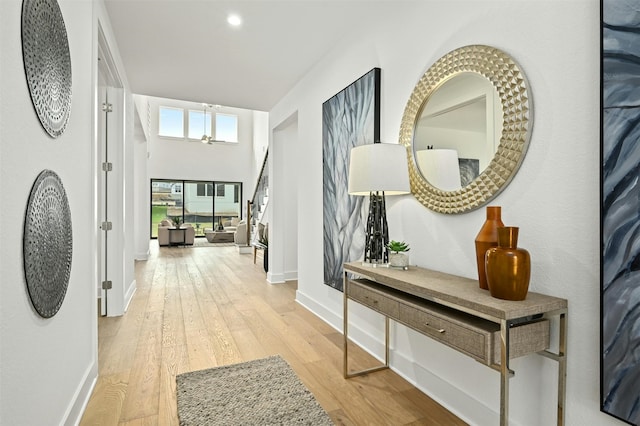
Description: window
xmin=188 ymin=110 xmax=212 ymax=140
xmin=150 ymin=180 xmax=183 ymax=238
xmin=150 ymin=179 xmax=242 ymax=239
xmin=158 ymin=106 xmax=238 ymax=143
xmin=197 ymin=183 xmax=214 ymax=197
xmin=158 ymin=107 xmax=184 ymax=138
xmin=216 ymin=113 xmax=238 ymax=142
xmin=214 ymin=183 xmax=242 ymax=227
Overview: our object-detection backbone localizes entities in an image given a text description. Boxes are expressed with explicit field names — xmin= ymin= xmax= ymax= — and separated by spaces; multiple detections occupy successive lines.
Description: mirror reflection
xmin=413 ymin=72 xmax=503 ymax=191
xmin=399 ymin=45 xmax=532 ymax=214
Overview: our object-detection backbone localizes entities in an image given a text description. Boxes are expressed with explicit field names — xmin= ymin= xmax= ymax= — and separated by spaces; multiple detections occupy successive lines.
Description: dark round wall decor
xmin=21 ymin=0 xmax=72 ymax=138
xmin=23 ymin=170 xmax=73 ymax=318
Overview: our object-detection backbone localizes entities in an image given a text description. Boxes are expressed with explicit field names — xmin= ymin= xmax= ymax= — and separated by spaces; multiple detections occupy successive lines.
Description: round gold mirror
xmin=399 ymin=45 xmax=532 ymax=214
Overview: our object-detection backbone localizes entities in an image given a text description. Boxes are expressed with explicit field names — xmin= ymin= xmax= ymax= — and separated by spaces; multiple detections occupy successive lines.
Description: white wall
xmin=96 ymin=2 xmax=136 ymax=318
xmin=252 ymin=110 xmax=270 ymax=189
xmin=132 ymin=97 xmax=150 ymax=260
xmin=272 ymin=1 xmax=606 ymax=425
xmin=269 ymin=114 xmax=299 ymax=283
xmin=146 ymin=97 xmax=257 ymax=218
xmin=0 ymin=0 xmax=97 ymax=423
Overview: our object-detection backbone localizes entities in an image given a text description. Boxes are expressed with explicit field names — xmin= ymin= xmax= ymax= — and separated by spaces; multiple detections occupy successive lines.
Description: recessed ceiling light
xmin=227 ymin=14 xmax=242 ymax=27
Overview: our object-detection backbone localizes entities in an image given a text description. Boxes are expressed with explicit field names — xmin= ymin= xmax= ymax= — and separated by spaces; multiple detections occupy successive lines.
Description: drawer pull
xmin=424 ymin=322 xmax=445 ymax=333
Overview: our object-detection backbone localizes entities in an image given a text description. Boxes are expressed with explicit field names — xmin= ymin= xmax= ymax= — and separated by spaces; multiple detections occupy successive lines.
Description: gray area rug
xmin=176 ymin=355 xmax=333 ymax=425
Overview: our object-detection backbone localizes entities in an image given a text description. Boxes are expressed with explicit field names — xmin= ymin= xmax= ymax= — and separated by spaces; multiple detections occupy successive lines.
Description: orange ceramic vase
xmin=474 ymin=206 xmax=504 ymax=290
xmin=485 ymin=227 xmax=531 ymax=301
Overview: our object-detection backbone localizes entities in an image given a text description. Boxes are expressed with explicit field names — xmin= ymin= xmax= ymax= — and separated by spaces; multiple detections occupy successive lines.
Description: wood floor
xmin=80 ymin=242 xmax=466 ymax=425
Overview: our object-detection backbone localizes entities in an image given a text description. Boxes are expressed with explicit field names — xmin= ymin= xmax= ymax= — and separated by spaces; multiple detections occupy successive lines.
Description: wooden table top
xmin=344 ymin=262 xmax=567 ymax=321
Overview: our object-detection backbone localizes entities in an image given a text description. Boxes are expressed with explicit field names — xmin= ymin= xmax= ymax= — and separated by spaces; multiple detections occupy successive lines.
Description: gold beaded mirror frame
xmin=399 ymin=45 xmax=533 ymax=214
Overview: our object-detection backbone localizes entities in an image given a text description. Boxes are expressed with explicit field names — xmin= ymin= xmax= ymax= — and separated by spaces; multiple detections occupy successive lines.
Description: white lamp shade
xmin=416 ymin=149 xmax=462 ymax=191
xmin=348 ymin=143 xmax=411 ymax=195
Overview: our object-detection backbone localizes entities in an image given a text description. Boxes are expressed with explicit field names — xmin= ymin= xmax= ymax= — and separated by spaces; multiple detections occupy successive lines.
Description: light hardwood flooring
xmin=80 ymin=242 xmax=466 ymax=425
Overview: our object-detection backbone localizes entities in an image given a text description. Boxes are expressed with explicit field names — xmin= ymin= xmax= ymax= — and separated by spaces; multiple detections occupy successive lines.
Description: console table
xmin=343 ymin=262 xmax=568 ymax=426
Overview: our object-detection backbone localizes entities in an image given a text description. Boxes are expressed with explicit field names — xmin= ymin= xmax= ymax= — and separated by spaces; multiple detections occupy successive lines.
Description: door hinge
xmin=102 ymin=102 xmax=113 ymax=112
xmin=102 ymin=280 xmax=113 ymax=290
xmin=102 ymin=162 xmax=113 ymax=172
xmin=100 ymin=221 xmax=112 ymax=231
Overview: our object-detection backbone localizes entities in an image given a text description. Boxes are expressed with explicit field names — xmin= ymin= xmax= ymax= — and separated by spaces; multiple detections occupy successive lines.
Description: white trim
xmin=134 ymin=250 xmax=149 ymax=261
xmin=295 ymin=288 xmax=501 ymax=426
xmin=123 ymin=281 xmax=137 ymax=313
xmin=61 ymin=362 xmax=97 ymax=426
xmin=284 ymin=270 xmax=298 ymax=281
xmin=266 ymin=271 xmax=285 ymax=284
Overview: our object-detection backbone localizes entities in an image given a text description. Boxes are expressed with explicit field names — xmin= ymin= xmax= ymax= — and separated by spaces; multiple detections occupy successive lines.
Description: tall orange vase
xmin=474 ymin=206 xmax=504 ymax=290
xmin=485 ymin=227 xmax=531 ymax=300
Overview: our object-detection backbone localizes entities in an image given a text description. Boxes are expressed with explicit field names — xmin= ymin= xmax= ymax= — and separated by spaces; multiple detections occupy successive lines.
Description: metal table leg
xmin=500 ymin=319 xmax=511 ymax=426
xmin=343 ymin=271 xmax=390 ymax=378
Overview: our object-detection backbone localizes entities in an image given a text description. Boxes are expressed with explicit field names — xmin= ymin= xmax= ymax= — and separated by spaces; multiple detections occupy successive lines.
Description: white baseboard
xmin=237 ymin=245 xmax=252 ymax=254
xmin=134 ymin=250 xmax=149 ymax=261
xmin=294 ymin=289 xmax=500 ymax=426
xmin=266 ymin=271 xmax=285 ymax=283
xmin=124 ymin=280 xmax=136 ymax=313
xmin=284 ymin=270 xmax=298 ymax=281
xmin=62 ymin=361 xmax=97 ymax=426
xmin=295 ymin=290 xmax=342 ymax=332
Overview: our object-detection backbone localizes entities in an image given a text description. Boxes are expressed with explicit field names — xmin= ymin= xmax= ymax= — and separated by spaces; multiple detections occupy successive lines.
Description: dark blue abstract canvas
xmin=602 ymin=1 xmax=640 ymax=424
xmin=322 ymin=68 xmax=380 ymax=291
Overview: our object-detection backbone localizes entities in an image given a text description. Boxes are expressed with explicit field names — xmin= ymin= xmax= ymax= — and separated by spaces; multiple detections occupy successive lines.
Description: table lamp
xmin=348 ymin=143 xmax=411 ymax=264
xmin=415 ymin=148 xmax=462 ymax=191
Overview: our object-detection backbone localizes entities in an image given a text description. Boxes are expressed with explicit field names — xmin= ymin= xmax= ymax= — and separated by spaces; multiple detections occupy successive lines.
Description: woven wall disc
xmin=21 ymin=0 xmax=72 ymax=138
xmin=23 ymin=170 xmax=73 ymax=318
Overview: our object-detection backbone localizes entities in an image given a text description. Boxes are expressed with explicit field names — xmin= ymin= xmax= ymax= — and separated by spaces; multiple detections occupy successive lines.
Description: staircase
xmin=251 ymin=156 xmax=269 ymax=235
xmin=239 ymin=151 xmax=269 ymax=254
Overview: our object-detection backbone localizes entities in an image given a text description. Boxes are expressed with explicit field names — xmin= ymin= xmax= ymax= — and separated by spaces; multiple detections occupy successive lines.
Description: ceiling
xmin=103 ymin=0 xmax=398 ymax=111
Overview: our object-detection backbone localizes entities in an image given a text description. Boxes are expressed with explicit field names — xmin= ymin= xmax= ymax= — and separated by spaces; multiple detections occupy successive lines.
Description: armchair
xmin=157 ymin=219 xmax=173 ymax=246
xmin=222 ymin=217 xmax=241 ymax=232
xmin=157 ymin=219 xmax=195 ymax=246
xmin=234 ymin=220 xmax=248 ymax=245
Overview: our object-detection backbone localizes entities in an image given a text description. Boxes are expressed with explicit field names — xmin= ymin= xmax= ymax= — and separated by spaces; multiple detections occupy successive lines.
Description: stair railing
xmin=248 ymin=150 xmax=269 ymax=245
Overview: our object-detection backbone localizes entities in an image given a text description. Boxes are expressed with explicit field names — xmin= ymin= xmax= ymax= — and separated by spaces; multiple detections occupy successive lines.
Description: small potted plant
xmin=170 ymin=216 xmax=182 ymax=228
xmin=387 ymin=240 xmax=410 ymax=269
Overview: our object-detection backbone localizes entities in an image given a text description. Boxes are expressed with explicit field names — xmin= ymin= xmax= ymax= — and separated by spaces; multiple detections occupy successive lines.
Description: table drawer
xmin=347 ymin=277 xmax=550 ymax=366
xmin=398 ymin=300 xmax=492 ymax=363
xmin=398 ymin=298 xmax=550 ymax=365
xmin=348 ymin=279 xmax=399 ymax=317
xmin=491 ymin=319 xmax=550 ymax=364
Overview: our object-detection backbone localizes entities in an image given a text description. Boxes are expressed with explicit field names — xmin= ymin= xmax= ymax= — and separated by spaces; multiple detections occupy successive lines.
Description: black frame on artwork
xmin=600 ymin=1 xmax=640 ymax=424
xmin=373 ymin=70 xmax=381 ymax=143
xmin=322 ymin=68 xmax=381 ymax=291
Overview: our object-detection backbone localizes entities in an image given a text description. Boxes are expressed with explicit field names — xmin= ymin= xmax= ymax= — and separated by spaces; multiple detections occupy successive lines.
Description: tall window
xmin=150 ymin=180 xmax=183 ymax=238
xmin=158 ymin=107 xmax=184 ymax=138
xmin=214 ymin=183 xmax=242 ymax=228
xmin=150 ymin=179 xmax=242 ymax=238
xmin=188 ymin=110 xmax=212 ymax=140
xmin=216 ymin=113 xmax=238 ymax=142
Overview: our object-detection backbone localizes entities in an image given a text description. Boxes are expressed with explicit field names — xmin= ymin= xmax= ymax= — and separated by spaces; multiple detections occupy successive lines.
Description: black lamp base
xmin=364 ymin=191 xmax=389 ymax=264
